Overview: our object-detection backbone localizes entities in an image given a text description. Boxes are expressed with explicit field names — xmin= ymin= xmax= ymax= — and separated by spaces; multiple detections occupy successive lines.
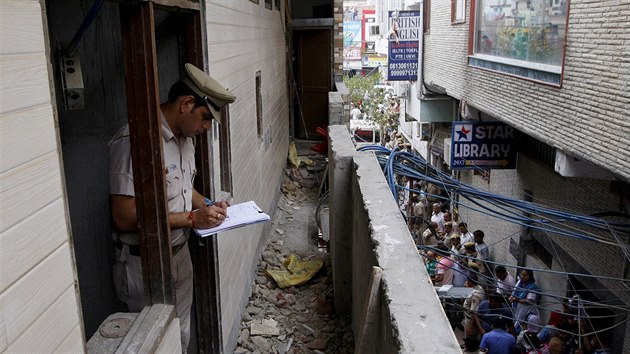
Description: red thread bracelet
xmin=188 ymin=211 xmax=195 ymax=228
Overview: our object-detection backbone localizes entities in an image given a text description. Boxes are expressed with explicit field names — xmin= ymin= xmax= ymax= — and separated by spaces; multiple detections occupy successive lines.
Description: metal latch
xmin=59 ymin=51 xmax=84 ymax=110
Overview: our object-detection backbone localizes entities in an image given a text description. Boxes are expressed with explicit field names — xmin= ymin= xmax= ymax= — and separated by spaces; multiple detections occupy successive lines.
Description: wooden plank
xmin=0 ymin=1 xmax=46 ymax=55
xmin=115 ymin=307 xmax=150 ymax=353
xmin=0 ymin=54 xmax=51 ymax=115
xmin=155 ymin=317 xmax=182 ymax=353
xmin=7 ymin=286 xmax=80 ymax=352
xmin=0 ymin=152 xmax=63 ymax=233
xmin=121 ymin=2 xmax=174 ymax=306
xmin=54 ymin=324 xmax=85 ymax=354
xmin=116 ymin=304 xmax=176 ymax=354
xmin=137 ymin=304 xmax=176 ymax=353
xmin=0 ymin=104 xmax=56 ymax=174
xmin=0 ymin=200 xmax=68 ymax=292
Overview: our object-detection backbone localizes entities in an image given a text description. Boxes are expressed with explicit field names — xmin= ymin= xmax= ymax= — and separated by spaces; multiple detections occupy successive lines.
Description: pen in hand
xmin=205 ymin=198 xmax=229 ymax=219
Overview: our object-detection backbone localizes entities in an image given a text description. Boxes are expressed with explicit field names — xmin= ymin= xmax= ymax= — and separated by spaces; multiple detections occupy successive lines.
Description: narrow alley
xmin=234 ymin=142 xmax=354 ymax=354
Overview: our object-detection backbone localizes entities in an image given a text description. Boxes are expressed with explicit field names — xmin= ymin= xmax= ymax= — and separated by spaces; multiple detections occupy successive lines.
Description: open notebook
xmin=194 ymin=200 xmax=270 ymax=237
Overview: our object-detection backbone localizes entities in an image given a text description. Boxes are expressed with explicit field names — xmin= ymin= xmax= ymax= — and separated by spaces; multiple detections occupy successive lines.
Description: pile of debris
xmin=235 ymin=147 xmax=353 ymax=354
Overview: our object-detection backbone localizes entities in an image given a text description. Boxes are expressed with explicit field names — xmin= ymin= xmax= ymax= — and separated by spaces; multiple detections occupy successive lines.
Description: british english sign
xmin=387 ymin=11 xmax=420 ymax=81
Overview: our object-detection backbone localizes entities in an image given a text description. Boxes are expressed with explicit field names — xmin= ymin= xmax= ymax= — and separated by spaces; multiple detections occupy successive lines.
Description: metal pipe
xmin=66 ymin=0 xmax=106 ymax=57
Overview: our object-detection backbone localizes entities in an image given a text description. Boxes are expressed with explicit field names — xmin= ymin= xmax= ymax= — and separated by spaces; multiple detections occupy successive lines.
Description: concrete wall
xmin=328 ymin=125 xmax=460 ymax=353
xmin=328 ymin=126 xmax=357 ymax=314
xmin=424 ymin=0 xmax=630 ymax=181
xmin=203 ymin=1 xmax=290 ymax=351
xmin=0 ymin=0 xmax=84 ymax=352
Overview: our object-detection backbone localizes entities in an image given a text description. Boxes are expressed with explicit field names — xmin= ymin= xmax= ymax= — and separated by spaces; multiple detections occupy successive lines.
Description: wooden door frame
xmin=120 ymin=1 xmax=222 ymax=352
xmin=292 ymin=27 xmax=332 ymax=139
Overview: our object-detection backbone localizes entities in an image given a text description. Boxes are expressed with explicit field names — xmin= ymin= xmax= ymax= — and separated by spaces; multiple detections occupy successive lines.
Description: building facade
xmin=420 ymin=0 xmax=630 ymax=351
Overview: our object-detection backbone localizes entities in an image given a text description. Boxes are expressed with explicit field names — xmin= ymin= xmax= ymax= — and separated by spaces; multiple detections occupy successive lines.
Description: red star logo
xmin=456 ymin=126 xmax=471 ymax=140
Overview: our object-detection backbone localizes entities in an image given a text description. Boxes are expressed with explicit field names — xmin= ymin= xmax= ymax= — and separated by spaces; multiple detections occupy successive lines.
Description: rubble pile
xmin=235 ymin=153 xmax=354 ymax=354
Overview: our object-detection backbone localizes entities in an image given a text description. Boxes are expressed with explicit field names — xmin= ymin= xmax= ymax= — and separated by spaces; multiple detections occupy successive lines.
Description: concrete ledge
xmin=352 ymin=154 xmax=460 ymax=353
xmin=329 ymin=92 xmax=345 ymax=126
xmin=328 ymin=125 xmax=358 ymax=314
xmin=327 ymin=126 xmax=460 ymax=352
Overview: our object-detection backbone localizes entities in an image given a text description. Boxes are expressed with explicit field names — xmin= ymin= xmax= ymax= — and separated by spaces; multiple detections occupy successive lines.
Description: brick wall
xmin=459 ymin=155 xmax=626 ymax=280
xmin=424 ymin=0 xmax=630 ymax=181
xmin=334 ymin=0 xmax=344 ymax=79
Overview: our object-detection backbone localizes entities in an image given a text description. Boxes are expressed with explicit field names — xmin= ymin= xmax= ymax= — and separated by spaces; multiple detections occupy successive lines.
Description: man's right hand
xmin=193 ymin=205 xmax=228 ymax=228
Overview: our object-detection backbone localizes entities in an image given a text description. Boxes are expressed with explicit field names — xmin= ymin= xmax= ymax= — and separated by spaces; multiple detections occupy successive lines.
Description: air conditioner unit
xmin=443 ymin=138 xmax=452 ymax=167
xmin=550 ymin=4 xmax=563 ymax=15
xmin=554 ymin=150 xmax=615 ymax=180
xmin=413 ymin=121 xmax=429 ymax=139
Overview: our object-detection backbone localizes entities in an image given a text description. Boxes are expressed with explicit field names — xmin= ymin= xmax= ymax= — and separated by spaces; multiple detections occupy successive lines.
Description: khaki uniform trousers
xmin=114 ymin=243 xmax=193 ymax=353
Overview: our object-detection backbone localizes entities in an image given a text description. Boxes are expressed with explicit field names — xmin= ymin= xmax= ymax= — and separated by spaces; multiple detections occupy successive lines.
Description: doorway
xmin=292 ymin=29 xmax=332 ymax=140
xmin=45 ymin=1 xmax=220 ymax=352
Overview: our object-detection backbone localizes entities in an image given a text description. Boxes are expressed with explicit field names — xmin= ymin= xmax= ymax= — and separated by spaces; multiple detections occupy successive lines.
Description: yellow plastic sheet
xmin=287 ymin=141 xmax=302 ymax=168
xmin=265 ymin=254 xmax=324 ymax=288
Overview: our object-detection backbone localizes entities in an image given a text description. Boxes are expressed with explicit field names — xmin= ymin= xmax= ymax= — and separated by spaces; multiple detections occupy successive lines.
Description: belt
xmin=115 ymin=242 xmax=186 ymax=257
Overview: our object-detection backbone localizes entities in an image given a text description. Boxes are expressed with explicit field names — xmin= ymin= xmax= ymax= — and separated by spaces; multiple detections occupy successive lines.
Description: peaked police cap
xmin=182 ymin=63 xmax=236 ymax=121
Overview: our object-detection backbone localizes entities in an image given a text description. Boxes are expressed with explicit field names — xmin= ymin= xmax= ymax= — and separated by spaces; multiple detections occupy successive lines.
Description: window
xmin=515 ymin=129 xmax=556 ymax=168
xmin=452 ymin=0 xmax=466 ymax=23
xmin=265 ymin=0 xmax=272 ymax=10
xmin=369 ymin=25 xmax=380 ymax=36
xmin=470 ymin=0 xmax=569 ymax=85
xmin=533 ymin=238 xmax=553 ymax=269
xmin=274 ymin=0 xmax=280 ymax=11
xmin=217 ymin=107 xmax=233 ymax=192
xmin=256 ymin=71 xmax=263 ymax=137
xmin=249 ymin=0 xmax=259 ymax=4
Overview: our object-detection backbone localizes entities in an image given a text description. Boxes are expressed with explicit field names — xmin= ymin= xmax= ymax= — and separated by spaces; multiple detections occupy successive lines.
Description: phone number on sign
xmin=390 ymin=69 xmax=417 ymax=77
xmin=390 ymin=62 xmax=417 ymax=70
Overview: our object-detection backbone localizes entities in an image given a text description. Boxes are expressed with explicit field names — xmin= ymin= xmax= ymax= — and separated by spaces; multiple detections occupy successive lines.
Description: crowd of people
xmin=416 ymin=202 xmax=612 ymax=354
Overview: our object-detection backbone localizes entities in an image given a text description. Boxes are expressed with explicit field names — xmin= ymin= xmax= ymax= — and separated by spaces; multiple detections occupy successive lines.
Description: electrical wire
xmin=359 ymin=144 xmax=630 ymax=344
xmin=417 ymin=250 xmax=630 ymax=333
xmin=361 ymin=145 xmax=630 ymax=248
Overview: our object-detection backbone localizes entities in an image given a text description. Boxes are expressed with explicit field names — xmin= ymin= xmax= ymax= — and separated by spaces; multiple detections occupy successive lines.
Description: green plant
xmin=343 ymin=72 xmax=393 ymax=127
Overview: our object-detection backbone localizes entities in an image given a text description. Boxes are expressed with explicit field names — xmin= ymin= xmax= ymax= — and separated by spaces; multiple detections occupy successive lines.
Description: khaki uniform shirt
xmin=109 ymin=113 xmax=196 ymax=246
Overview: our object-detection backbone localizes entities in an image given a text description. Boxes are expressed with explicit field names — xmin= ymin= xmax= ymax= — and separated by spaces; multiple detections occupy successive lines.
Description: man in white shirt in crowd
xmin=350 ymin=103 xmax=362 ymax=120
xmin=495 ymin=265 xmax=516 ymax=297
xmin=473 ymin=229 xmax=489 ymax=260
xmin=458 ymin=222 xmax=474 ymax=245
xmin=431 ymin=203 xmax=445 ymax=233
